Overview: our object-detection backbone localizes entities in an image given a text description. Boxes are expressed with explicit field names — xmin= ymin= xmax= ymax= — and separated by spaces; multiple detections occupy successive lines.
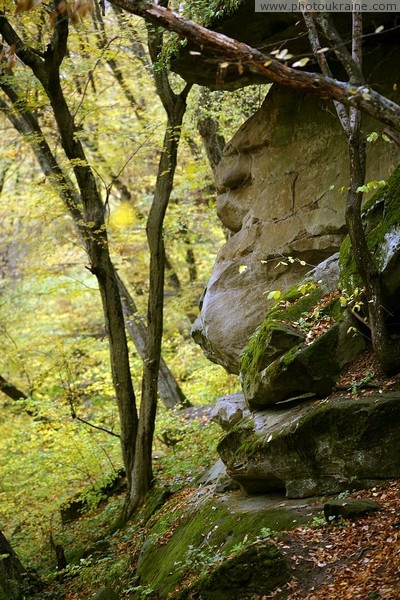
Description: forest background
xmin=0 ymin=0 xmax=264 ymax=583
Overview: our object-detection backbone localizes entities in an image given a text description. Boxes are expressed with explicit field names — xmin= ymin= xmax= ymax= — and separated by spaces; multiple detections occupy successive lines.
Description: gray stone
xmin=324 ymin=499 xmax=380 ymax=522
xmin=211 ymin=393 xmax=250 ymax=430
xmin=309 ymin=253 xmax=340 ymax=293
xmin=218 ymin=392 xmax=400 ymax=498
xmin=192 ymin=82 xmax=397 ymax=374
xmin=199 ymin=459 xmax=240 ymax=492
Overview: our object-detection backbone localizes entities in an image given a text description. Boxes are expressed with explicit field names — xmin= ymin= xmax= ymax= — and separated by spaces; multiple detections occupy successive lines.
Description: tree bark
xmin=0 ymin=530 xmax=29 ymax=600
xmin=303 ymin=11 xmax=400 ymax=374
xmin=196 ymin=89 xmax=225 ymax=174
xmin=115 ymin=272 xmax=190 ymax=408
xmin=0 ymin=375 xmax=27 ymax=401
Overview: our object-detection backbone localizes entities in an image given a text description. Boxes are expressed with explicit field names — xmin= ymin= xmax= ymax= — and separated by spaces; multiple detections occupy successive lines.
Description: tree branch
xmin=0 ymin=375 xmax=27 ymax=401
xmin=316 ymin=13 xmax=364 ymax=84
xmin=109 ymin=0 xmax=400 ymax=132
xmin=0 ymin=13 xmax=47 ymax=82
xmin=73 ymin=414 xmax=121 ymax=437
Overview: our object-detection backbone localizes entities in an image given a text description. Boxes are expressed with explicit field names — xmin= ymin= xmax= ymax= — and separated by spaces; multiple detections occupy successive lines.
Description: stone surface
xmin=211 ymin=393 xmax=250 ymax=430
xmin=192 ymin=81 xmax=398 ymax=373
xmin=132 ymin=487 xmax=320 ymax=599
xmin=246 ymin=320 xmax=366 ymax=409
xmin=218 ymin=392 xmax=400 ymax=498
xmin=323 ymin=499 xmax=380 ymax=522
xmin=198 ymin=459 xmax=240 ymax=493
xmin=238 ymin=281 xmax=365 ymax=409
xmin=309 ymin=253 xmax=340 ymax=293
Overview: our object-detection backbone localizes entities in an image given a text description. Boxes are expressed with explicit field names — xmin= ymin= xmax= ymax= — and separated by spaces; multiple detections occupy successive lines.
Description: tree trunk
xmin=115 ymin=272 xmax=190 ymax=408
xmin=302 ymin=11 xmax=400 ymax=374
xmin=0 ymin=375 xmax=27 ymax=401
xmin=0 ymin=530 xmax=29 ymax=600
xmin=123 ymin=11 xmax=192 ymax=517
xmin=345 ymin=127 xmax=400 ymax=373
xmin=0 ymin=12 xmax=139 ymax=493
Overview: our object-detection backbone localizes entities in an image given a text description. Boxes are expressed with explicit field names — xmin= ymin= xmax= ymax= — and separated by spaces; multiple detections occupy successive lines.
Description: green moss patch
xmin=339 ymin=163 xmax=400 ymax=292
xmin=132 ymin=488 xmax=312 ymax=598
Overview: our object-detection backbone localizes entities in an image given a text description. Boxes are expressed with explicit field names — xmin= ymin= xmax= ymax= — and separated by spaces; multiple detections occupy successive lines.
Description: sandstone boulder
xmin=218 ymin=392 xmax=400 ymax=498
xmin=243 ymin=320 xmax=365 ymax=410
xmin=192 ymin=82 xmax=397 ymax=373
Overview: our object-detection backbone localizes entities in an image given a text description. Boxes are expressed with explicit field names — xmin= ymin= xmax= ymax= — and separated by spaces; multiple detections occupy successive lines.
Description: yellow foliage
xmin=108 ymin=202 xmax=137 ymax=229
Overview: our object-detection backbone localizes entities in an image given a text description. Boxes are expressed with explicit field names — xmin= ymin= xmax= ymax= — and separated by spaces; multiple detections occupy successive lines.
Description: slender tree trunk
xmin=115 ymin=272 xmax=190 ymax=408
xmin=123 ymin=9 xmax=192 ymax=516
xmin=345 ymin=126 xmax=399 ymax=373
xmin=0 ymin=11 xmax=139 ymax=492
xmin=302 ymin=11 xmax=400 ymax=374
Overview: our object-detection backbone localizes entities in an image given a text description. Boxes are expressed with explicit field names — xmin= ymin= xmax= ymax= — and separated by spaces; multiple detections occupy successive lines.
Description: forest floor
xmin=268 ymin=479 xmax=400 ymax=599
xmin=264 ymin=349 xmax=400 ymax=599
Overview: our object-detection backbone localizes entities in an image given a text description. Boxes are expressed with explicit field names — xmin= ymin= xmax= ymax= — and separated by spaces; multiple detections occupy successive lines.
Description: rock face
xmin=192 ymin=83 xmax=398 ymax=373
xmin=246 ymin=321 xmax=365 ymax=409
xmin=239 ymin=280 xmax=366 ymax=409
xmin=210 ymin=392 xmax=250 ymax=430
xmin=217 ymin=392 xmax=400 ymax=498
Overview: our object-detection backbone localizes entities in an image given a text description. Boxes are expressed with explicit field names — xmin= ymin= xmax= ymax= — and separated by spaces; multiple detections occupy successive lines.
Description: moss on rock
xmin=132 ymin=488 xmax=312 ymax=598
xmin=172 ymin=539 xmax=289 ymax=599
xmin=339 ymin=162 xmax=400 ymax=301
xmin=218 ymin=391 xmax=400 ymax=498
xmin=240 ymin=284 xmax=323 ymax=398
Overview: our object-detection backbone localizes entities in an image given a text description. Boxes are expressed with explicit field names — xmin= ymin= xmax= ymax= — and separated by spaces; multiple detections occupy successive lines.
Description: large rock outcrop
xmin=192 ymin=81 xmax=398 ymax=373
xmin=217 ymin=392 xmax=400 ymax=498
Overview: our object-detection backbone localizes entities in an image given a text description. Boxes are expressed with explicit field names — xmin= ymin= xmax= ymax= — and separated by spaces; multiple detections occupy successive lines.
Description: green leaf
xmin=366 ymin=132 xmax=379 ymax=143
xmin=267 ymin=290 xmax=281 ymax=300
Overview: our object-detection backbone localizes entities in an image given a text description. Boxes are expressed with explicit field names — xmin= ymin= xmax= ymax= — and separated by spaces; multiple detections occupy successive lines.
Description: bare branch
xmin=108 ymin=0 xmax=400 ymax=133
xmin=316 ymin=13 xmax=364 ymax=83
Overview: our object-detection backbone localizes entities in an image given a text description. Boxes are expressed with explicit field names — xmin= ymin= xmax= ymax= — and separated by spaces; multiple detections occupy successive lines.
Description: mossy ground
xmin=133 ymin=487 xmax=314 ymax=598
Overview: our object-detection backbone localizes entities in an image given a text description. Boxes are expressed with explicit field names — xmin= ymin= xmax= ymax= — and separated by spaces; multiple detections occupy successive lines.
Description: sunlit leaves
xmin=271 ymin=48 xmax=293 ymax=61
xmin=356 ymin=179 xmax=387 ymax=194
xmin=292 ymin=57 xmax=310 ymax=68
xmin=108 ymin=202 xmax=137 ymax=229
